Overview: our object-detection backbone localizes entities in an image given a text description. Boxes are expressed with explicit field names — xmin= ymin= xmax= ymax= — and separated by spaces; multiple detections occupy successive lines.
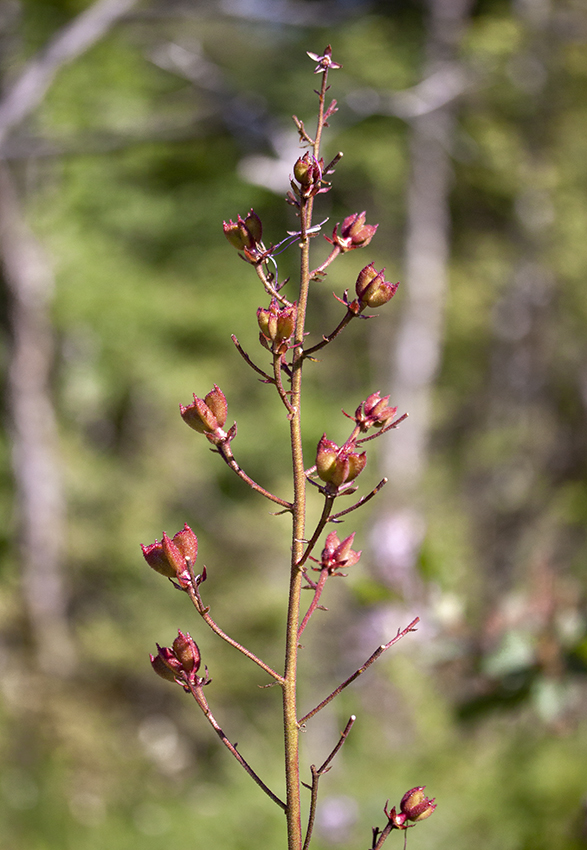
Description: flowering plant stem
xmin=141 ymin=45 xmax=436 ymax=850
xmin=281 ymin=58 xmax=333 ymax=850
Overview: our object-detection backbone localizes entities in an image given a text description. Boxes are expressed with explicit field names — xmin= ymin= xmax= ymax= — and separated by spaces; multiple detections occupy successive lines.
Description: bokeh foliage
xmin=1 ymin=1 xmax=587 ymax=848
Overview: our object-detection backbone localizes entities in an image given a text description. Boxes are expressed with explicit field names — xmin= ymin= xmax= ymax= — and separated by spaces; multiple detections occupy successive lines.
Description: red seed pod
xmin=141 ymin=524 xmax=198 ymax=584
xmin=355 ymin=263 xmax=399 ymax=308
xmin=257 ymin=299 xmax=297 ymax=350
xmin=293 ymin=152 xmax=323 ymax=190
xmin=400 ymin=787 xmax=437 ymax=822
xmin=180 ymin=385 xmax=227 ymax=435
xmin=315 ymin=435 xmax=367 ymax=491
xmin=354 ymin=391 xmax=397 ymax=432
xmin=172 ymin=630 xmax=201 ymax=676
xmin=150 ymin=652 xmax=179 ymax=682
xmin=223 ymin=209 xmax=262 ymax=250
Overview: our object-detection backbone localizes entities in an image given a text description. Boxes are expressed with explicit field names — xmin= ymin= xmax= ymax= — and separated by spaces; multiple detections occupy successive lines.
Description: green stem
xmin=283 ymin=64 xmax=331 ymax=850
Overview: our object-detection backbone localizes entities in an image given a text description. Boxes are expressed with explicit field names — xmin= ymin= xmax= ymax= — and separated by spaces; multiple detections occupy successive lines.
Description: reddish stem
xmin=298 ymin=567 xmax=329 ymax=637
xmin=298 ymin=617 xmax=420 ymax=725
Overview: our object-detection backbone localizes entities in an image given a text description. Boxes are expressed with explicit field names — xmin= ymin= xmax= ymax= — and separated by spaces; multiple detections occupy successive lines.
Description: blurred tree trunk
xmin=0 ymin=0 xmax=137 ymax=670
xmin=0 ymin=163 xmax=75 ymax=672
xmin=372 ymin=0 xmax=472 ymax=598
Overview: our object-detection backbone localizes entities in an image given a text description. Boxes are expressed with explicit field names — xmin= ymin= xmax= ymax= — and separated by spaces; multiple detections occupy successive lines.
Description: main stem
xmin=282 ymin=70 xmax=329 ymax=850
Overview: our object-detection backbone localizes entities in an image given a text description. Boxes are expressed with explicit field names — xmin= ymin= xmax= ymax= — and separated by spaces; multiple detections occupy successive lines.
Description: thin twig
xmin=308 ymin=244 xmax=341 ymax=279
xmin=217 ymin=440 xmax=292 ymax=510
xmin=298 ymin=618 xmax=420 ymax=725
xmin=355 ymin=413 xmax=409 ymax=445
xmin=273 ymin=352 xmax=296 ymax=416
xmin=296 ymin=494 xmax=334 ymax=571
xmin=255 ymin=262 xmax=293 ymax=307
xmin=187 ymin=582 xmax=285 ymax=685
xmin=328 ymin=479 xmax=387 ymax=522
xmin=302 ymin=715 xmax=356 ymax=850
xmin=298 ymin=567 xmax=328 ymax=638
xmin=187 ymin=680 xmax=287 ymax=811
xmin=231 ymin=335 xmax=274 ymax=382
xmin=303 ymin=306 xmax=354 ymax=358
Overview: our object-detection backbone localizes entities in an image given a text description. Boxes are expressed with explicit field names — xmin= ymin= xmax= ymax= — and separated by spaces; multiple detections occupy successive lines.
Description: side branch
xmin=273 ymin=353 xmax=296 ymax=417
xmin=298 ymin=567 xmax=328 ymax=638
xmin=298 ymin=617 xmax=420 ymax=725
xmin=302 ymin=307 xmax=354 ymax=358
xmin=328 ymin=479 xmax=387 ymax=522
xmin=232 ymin=335 xmax=274 ymax=383
xmin=302 ymin=715 xmax=356 ymax=850
xmin=187 ymin=581 xmax=285 ymax=685
xmin=216 ymin=441 xmax=292 ymax=510
xmin=188 ymin=681 xmax=287 ymax=811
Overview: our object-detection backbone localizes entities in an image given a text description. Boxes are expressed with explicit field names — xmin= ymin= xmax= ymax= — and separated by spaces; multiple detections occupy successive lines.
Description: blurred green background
xmin=1 ymin=1 xmax=587 ymax=848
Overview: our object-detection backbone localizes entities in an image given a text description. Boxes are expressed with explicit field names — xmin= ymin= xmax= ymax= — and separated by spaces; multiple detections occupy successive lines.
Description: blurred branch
xmin=0 ymin=0 xmax=138 ymax=153
xmin=347 ymin=62 xmax=473 ymax=122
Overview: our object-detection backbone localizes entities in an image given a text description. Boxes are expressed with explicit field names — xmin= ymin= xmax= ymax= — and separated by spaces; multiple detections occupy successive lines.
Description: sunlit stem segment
xmin=282 ymin=66 xmax=331 ymax=850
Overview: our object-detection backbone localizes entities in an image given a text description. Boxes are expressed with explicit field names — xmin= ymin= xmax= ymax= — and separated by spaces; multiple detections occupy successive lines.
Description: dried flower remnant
xmin=354 ymin=392 xmax=398 ymax=433
xmin=327 ymin=212 xmax=379 ymax=252
xmin=320 ymin=531 xmax=361 ymax=575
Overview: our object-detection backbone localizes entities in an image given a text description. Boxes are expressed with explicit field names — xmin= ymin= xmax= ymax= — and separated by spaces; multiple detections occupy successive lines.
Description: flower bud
xmin=180 ymin=385 xmax=228 ymax=435
xmin=355 ymin=263 xmax=399 ymax=308
xmin=400 ymin=787 xmax=437 ymax=822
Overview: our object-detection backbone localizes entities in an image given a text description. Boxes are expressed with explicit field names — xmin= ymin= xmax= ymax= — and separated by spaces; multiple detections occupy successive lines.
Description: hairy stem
xmin=283 ymin=62 xmax=331 ymax=850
